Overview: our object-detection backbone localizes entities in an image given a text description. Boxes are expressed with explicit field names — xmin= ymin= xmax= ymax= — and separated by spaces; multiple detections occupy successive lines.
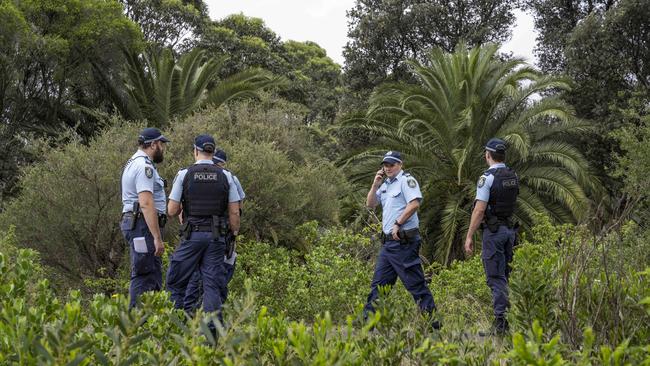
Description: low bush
xmin=0 ymin=101 xmax=345 ymax=290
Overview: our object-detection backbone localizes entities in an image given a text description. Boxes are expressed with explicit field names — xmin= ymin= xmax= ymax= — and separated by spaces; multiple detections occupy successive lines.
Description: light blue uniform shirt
xmin=169 ymin=160 xmax=241 ymax=203
xmin=375 ymin=170 xmax=422 ymax=234
xmin=231 ymin=174 xmax=245 ymax=201
xmin=475 ymin=163 xmax=507 ymax=202
xmin=121 ymin=150 xmax=167 ymax=214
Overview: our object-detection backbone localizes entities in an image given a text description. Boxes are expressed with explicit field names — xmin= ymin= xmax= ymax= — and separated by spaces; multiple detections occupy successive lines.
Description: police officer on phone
xmin=120 ymin=127 xmax=169 ymax=309
xmin=364 ymin=151 xmax=440 ymax=330
xmin=183 ymin=148 xmax=245 ymax=312
xmin=165 ymin=135 xmax=241 ymax=326
xmin=464 ymin=138 xmax=519 ymax=336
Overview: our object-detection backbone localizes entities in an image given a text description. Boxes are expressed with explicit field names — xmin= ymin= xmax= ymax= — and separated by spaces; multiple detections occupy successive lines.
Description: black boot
xmin=479 ymin=316 xmax=508 ymax=337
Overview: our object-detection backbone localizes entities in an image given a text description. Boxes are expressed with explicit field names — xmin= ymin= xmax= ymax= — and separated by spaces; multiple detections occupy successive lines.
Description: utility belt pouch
xmin=398 ymin=228 xmax=419 ymax=244
xmin=158 ymin=214 xmax=167 ymax=229
xmin=179 ymin=222 xmax=190 ymax=240
xmin=131 ymin=201 xmax=141 ymax=230
xmin=485 ymin=215 xmax=499 ymax=233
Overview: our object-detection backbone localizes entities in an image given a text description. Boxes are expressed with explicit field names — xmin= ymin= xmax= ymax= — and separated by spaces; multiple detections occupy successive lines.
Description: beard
xmin=152 ymin=145 xmax=164 ymax=164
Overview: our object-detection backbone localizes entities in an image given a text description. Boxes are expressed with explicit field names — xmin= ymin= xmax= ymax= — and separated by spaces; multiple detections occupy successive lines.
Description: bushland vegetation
xmin=0 ymin=0 xmax=649 ymax=364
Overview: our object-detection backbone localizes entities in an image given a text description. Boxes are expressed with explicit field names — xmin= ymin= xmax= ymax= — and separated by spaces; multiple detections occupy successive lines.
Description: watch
xmin=394 ymin=220 xmax=402 ymax=227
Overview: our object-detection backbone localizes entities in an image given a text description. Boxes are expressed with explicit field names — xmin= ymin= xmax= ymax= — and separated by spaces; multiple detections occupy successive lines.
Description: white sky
xmin=205 ymin=1 xmax=537 ymax=67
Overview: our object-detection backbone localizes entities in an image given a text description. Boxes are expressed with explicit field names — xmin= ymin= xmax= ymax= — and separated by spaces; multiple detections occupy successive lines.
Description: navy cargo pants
xmin=482 ymin=225 xmax=516 ymax=318
xmin=120 ymin=214 xmax=163 ymax=309
xmin=364 ymin=236 xmax=436 ymax=316
xmin=184 ymin=257 xmax=236 ymax=313
xmin=166 ymin=231 xmax=226 ymax=316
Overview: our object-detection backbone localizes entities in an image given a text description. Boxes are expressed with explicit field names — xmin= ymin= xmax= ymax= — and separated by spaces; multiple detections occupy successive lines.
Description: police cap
xmin=194 ymin=134 xmax=216 ymax=153
xmin=139 ymin=127 xmax=170 ymax=144
xmin=485 ymin=138 xmax=507 ymax=153
xmin=213 ymin=149 xmax=227 ymax=164
xmin=381 ymin=151 xmax=402 ymax=165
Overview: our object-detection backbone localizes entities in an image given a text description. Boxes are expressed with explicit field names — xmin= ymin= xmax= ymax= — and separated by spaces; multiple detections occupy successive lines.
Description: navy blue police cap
xmin=485 ymin=138 xmax=507 ymax=153
xmin=381 ymin=150 xmax=402 ymax=165
xmin=194 ymin=134 xmax=216 ymax=152
xmin=139 ymin=127 xmax=170 ymax=143
xmin=213 ymin=149 xmax=227 ymax=164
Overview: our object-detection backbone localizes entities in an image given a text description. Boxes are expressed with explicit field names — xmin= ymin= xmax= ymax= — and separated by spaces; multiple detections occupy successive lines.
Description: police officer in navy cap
xmin=165 ymin=135 xmax=241 ymax=327
xmin=464 ymin=138 xmax=519 ymax=336
xmin=364 ymin=151 xmax=440 ymax=330
xmin=183 ymin=148 xmax=245 ymax=312
xmin=120 ymin=127 xmax=169 ymax=309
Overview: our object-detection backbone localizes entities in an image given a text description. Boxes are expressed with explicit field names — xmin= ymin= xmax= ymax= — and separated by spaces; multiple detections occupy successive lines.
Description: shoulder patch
xmin=145 ymin=166 xmax=153 ymax=179
xmin=407 ymin=178 xmax=417 ymax=188
xmin=477 ymin=176 xmax=486 ymax=188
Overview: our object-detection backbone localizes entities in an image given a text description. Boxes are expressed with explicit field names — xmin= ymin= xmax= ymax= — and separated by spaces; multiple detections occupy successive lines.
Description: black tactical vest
xmin=485 ymin=167 xmax=519 ymax=220
xmin=181 ymin=163 xmax=229 ymax=225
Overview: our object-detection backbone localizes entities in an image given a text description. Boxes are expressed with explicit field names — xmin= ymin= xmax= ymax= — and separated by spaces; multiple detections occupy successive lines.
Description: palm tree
xmin=112 ymin=47 xmax=281 ymax=127
xmin=342 ymin=44 xmax=600 ymax=264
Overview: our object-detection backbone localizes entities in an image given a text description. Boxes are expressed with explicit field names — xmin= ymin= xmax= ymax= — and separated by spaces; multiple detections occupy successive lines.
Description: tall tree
xmin=525 ymin=0 xmax=618 ymax=73
xmin=529 ymin=0 xmax=650 ymax=193
xmin=342 ymin=0 xmax=517 ymax=96
xmin=343 ymin=44 xmax=599 ymax=264
xmin=197 ymin=14 xmax=343 ymax=123
xmin=0 ymin=0 xmax=141 ymax=202
xmin=119 ymin=0 xmax=209 ymax=51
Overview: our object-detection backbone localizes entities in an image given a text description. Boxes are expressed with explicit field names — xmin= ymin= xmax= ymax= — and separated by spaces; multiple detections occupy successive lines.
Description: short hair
xmin=488 ymin=150 xmax=505 ymax=162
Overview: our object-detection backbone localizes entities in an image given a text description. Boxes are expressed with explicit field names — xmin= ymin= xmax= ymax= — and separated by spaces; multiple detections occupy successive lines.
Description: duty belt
xmin=189 ymin=225 xmax=213 ymax=232
xmin=122 ymin=211 xmax=167 ymax=228
xmin=380 ymin=228 xmax=420 ymax=244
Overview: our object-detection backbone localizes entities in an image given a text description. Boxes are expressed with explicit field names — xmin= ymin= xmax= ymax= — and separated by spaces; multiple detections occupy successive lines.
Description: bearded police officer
xmin=364 ymin=151 xmax=440 ymax=330
xmin=120 ymin=127 xmax=169 ymax=309
xmin=464 ymin=138 xmax=519 ymax=336
xmin=165 ymin=135 xmax=241 ymax=324
xmin=184 ymin=148 xmax=245 ymax=312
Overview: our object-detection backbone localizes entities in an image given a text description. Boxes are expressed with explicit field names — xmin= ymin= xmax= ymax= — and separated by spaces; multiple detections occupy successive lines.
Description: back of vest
xmin=182 ymin=164 xmax=230 ymax=225
xmin=487 ymin=167 xmax=519 ymax=219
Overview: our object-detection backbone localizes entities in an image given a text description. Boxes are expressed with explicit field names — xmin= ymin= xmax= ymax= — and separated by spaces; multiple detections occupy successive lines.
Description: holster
xmin=211 ymin=215 xmax=229 ymax=240
xmin=225 ymin=232 xmax=236 ymax=259
xmin=131 ymin=201 xmax=141 ymax=230
xmin=179 ymin=222 xmax=190 ymax=240
xmin=484 ymin=215 xmax=500 ymax=233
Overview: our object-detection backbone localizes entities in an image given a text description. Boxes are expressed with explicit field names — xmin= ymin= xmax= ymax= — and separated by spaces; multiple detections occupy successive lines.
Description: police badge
xmin=477 ymin=176 xmax=486 ymax=188
xmin=145 ymin=167 xmax=153 ymax=179
xmin=407 ymin=178 xmax=417 ymax=188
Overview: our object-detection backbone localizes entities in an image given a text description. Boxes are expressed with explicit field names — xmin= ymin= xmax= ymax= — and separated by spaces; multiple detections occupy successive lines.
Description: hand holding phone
xmin=373 ymin=168 xmax=385 ymax=187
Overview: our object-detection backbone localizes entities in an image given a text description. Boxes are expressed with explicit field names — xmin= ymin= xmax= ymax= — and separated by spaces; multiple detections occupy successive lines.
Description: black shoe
xmin=479 ymin=317 xmax=508 ymax=337
xmin=431 ymin=320 xmax=442 ymax=331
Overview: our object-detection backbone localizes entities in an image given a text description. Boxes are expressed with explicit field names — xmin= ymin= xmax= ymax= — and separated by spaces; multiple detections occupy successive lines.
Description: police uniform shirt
xmin=169 ymin=159 xmax=241 ymax=204
xmin=232 ymin=175 xmax=245 ymax=201
xmin=375 ymin=170 xmax=422 ymax=235
xmin=475 ymin=163 xmax=507 ymax=202
xmin=122 ymin=150 xmax=167 ymax=214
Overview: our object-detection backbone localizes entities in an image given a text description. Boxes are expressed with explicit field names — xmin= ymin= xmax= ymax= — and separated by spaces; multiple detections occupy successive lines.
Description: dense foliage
xmin=343 ymin=44 xmax=598 ymax=263
xmin=1 ymin=216 xmax=648 ymax=364
xmin=1 ymin=0 xmax=649 ymax=363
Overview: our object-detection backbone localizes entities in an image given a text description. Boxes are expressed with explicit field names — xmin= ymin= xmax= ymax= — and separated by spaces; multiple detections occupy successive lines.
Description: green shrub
xmin=0 ymin=101 xmax=344 ymax=290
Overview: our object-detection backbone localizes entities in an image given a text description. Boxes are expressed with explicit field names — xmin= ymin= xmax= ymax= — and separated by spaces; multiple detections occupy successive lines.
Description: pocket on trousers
xmin=120 ymin=215 xmax=133 ymax=233
xmin=131 ymin=237 xmax=154 ymax=276
xmin=482 ymin=254 xmax=502 ymax=278
xmin=403 ymin=256 xmax=422 ymax=269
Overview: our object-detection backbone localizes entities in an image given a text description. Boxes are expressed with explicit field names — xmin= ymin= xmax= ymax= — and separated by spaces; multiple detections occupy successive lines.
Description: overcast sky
xmin=204 ymin=1 xmax=538 ymax=67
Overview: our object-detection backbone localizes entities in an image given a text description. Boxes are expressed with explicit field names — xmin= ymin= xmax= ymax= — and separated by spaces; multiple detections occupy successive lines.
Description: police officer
xmin=364 ymin=151 xmax=440 ymax=329
xmin=165 ymin=135 xmax=241 ymax=322
xmin=183 ymin=149 xmax=245 ymax=312
xmin=120 ymin=127 xmax=169 ymax=309
xmin=464 ymin=138 xmax=519 ymax=336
